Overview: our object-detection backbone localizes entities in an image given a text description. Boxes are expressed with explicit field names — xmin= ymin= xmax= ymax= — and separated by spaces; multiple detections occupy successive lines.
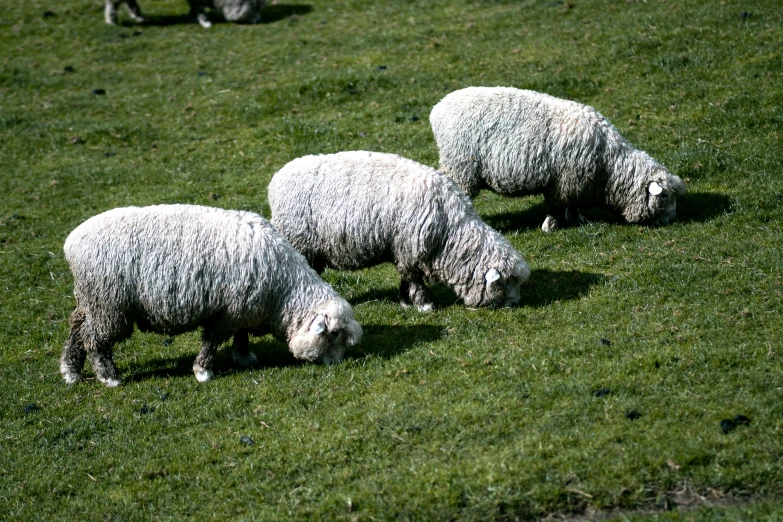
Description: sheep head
xmin=644 ymin=170 xmax=687 ymax=225
xmin=461 ymin=259 xmax=530 ymax=308
xmin=620 ymin=155 xmax=687 ymax=225
xmin=288 ymin=299 xmax=363 ymax=364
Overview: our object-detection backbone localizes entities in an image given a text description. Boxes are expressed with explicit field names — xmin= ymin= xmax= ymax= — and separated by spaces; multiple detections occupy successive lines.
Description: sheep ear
xmin=648 ymin=181 xmax=663 ymax=196
xmin=309 ymin=315 xmax=326 ymax=336
xmin=485 ymin=268 xmax=501 ymax=284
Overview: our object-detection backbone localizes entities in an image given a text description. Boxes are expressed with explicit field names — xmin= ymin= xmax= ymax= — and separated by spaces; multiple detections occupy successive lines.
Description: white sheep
xmin=104 ymin=0 xmax=264 ymax=27
xmin=60 ymin=204 xmax=362 ymax=387
xmin=430 ymin=87 xmax=687 ymax=232
xmin=268 ymin=151 xmax=530 ymax=311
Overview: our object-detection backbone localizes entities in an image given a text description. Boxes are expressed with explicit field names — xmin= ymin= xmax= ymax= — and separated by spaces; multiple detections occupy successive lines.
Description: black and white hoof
xmin=193 ymin=364 xmax=213 ymax=383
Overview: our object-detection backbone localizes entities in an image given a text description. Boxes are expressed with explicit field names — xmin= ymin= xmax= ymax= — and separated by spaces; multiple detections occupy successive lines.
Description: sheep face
xmin=643 ymin=171 xmax=687 ymax=226
xmin=288 ymin=300 xmax=363 ymax=364
xmin=462 ymin=260 xmax=530 ymax=308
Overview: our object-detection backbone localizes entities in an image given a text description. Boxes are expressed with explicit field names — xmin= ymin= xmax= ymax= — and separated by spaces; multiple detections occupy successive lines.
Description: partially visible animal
xmin=105 ymin=0 xmax=144 ymax=25
xmin=104 ymin=0 xmax=265 ymax=27
xmin=188 ymin=0 xmax=265 ymax=28
xmin=268 ymin=151 xmax=530 ymax=311
xmin=61 ymin=204 xmax=362 ymax=387
xmin=430 ymin=87 xmax=687 ymax=232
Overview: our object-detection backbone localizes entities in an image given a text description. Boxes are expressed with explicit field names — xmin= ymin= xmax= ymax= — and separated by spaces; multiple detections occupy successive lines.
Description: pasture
xmin=1 ymin=0 xmax=782 ymax=519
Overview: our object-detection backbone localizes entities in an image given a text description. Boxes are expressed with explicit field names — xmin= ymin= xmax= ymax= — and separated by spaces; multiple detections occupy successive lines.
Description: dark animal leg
xmin=399 ymin=271 xmax=434 ymax=312
xmin=124 ymin=0 xmax=144 ymax=22
xmin=194 ymin=326 xmax=230 ymax=382
xmin=232 ymin=330 xmax=258 ymax=367
xmin=542 ymin=194 xmax=569 ymax=233
xmin=60 ymin=308 xmax=87 ymax=384
xmin=309 ymin=257 xmax=327 ymax=275
xmin=564 ymin=205 xmax=585 ymax=226
xmin=104 ymin=0 xmax=120 ymax=24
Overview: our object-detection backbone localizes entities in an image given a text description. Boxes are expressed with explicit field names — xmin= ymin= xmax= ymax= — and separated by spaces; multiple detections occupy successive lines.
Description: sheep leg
xmin=543 ymin=201 xmax=584 ymax=232
xmin=60 ymin=308 xmax=88 ymax=384
xmin=79 ymin=321 xmax=122 ymax=388
xmin=193 ymin=327 xmax=229 ymax=382
xmin=231 ymin=330 xmax=258 ymax=367
xmin=541 ymin=213 xmax=560 ymax=233
xmin=564 ymin=205 xmax=584 ymax=226
xmin=186 ymin=2 xmax=212 ymax=28
xmin=308 ymin=257 xmax=327 ymax=275
xmin=197 ymin=13 xmax=212 ymax=28
xmin=104 ymin=0 xmax=121 ymax=24
xmin=87 ymin=343 xmax=120 ymax=387
xmin=123 ymin=0 xmax=145 ymax=23
xmin=541 ymin=195 xmax=569 ymax=233
xmin=399 ymin=274 xmax=434 ymax=312
xmin=79 ymin=308 xmax=134 ymax=387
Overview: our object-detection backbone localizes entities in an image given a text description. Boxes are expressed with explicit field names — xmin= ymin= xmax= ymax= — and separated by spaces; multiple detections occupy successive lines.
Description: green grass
xmin=2 ymin=0 xmax=783 ymax=519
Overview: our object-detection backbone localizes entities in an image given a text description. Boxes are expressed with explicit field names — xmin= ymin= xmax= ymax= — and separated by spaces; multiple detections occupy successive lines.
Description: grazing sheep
xmin=104 ymin=0 xmax=264 ymax=27
xmin=60 ymin=204 xmax=362 ymax=387
xmin=268 ymin=151 xmax=530 ymax=311
xmin=430 ymin=87 xmax=687 ymax=232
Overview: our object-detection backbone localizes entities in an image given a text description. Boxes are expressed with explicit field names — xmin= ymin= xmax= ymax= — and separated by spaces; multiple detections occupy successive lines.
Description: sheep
xmin=60 ymin=204 xmax=362 ymax=387
xmin=268 ymin=151 xmax=531 ymax=312
xmin=188 ymin=0 xmax=265 ymax=28
xmin=429 ymin=87 xmax=687 ymax=232
xmin=104 ymin=0 xmax=264 ymax=27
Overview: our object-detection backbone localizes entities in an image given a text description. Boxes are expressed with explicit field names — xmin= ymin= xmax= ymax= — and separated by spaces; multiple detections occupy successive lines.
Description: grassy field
xmin=2 ymin=0 xmax=782 ymax=519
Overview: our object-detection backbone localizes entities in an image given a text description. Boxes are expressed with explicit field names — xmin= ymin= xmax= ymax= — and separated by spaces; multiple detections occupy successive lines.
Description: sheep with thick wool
xmin=104 ymin=0 xmax=264 ymax=27
xmin=430 ymin=87 xmax=687 ymax=232
xmin=61 ymin=204 xmax=362 ymax=387
xmin=268 ymin=151 xmax=530 ymax=311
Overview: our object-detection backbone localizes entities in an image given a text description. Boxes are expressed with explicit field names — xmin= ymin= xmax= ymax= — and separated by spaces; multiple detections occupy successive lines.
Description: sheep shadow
xmin=675 ymin=192 xmax=734 ymax=224
xmin=140 ymin=4 xmax=312 ymax=27
xmin=482 ymin=200 xmax=550 ymax=233
xmin=482 ymin=200 xmax=627 ymax=233
xmin=481 ymin=192 xmax=730 ymax=233
xmin=349 ymin=282 xmax=461 ymax=310
xmin=135 ymin=14 xmax=192 ymax=27
xmin=349 ymin=324 xmax=443 ymax=359
xmin=125 ymin=323 xmax=436 ymax=382
xmin=520 ymin=268 xmax=603 ymax=308
xmin=127 ymin=336 xmax=306 ymax=382
xmin=260 ymin=4 xmax=314 ymax=24
xmin=348 ymin=269 xmax=600 ymax=311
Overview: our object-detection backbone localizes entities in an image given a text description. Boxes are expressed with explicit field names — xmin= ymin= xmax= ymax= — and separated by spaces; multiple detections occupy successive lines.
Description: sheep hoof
xmin=60 ymin=369 xmax=82 ymax=385
xmin=541 ymin=216 xmax=559 ymax=233
xmin=194 ymin=368 xmax=213 ymax=382
xmin=232 ymin=350 xmax=259 ymax=367
xmin=197 ymin=14 xmax=212 ymax=28
xmin=98 ymin=377 xmax=122 ymax=388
